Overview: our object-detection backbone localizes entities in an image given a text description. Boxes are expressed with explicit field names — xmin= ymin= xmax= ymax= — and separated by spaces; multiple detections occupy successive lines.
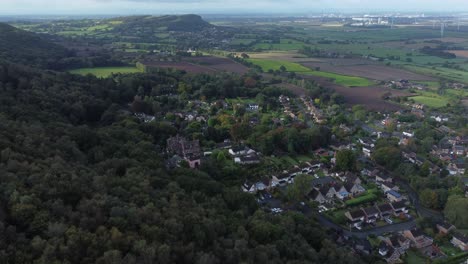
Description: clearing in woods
xmin=69 ymin=67 xmax=143 ymax=78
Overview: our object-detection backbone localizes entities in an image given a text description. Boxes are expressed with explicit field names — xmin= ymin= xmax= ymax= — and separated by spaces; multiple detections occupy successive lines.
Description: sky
xmin=1 ymin=0 xmax=468 ymax=15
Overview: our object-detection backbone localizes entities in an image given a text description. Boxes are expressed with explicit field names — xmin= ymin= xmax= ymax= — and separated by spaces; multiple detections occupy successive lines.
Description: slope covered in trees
xmin=0 ymin=63 xmax=365 ymax=263
xmin=0 ymin=23 xmax=68 ymax=68
xmin=113 ymin=14 xmax=214 ymax=34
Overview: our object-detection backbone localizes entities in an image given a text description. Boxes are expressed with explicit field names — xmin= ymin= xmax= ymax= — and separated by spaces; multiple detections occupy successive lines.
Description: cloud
xmin=1 ymin=0 xmax=467 ymax=15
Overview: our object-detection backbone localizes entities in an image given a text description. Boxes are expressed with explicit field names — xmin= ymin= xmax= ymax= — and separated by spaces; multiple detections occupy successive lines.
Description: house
xmin=379 ymin=242 xmax=401 ymax=264
xmin=430 ymin=115 xmax=449 ymax=123
xmin=362 ymin=146 xmax=373 ymax=157
xmin=378 ymin=131 xmax=391 ymax=139
xmin=134 ymin=112 xmax=155 ymax=123
xmin=229 ymin=146 xmax=251 ymax=157
xmin=378 ymin=203 xmax=394 ymax=219
xmin=319 ymin=185 xmax=337 ymax=199
xmin=451 ymin=233 xmax=468 ymax=251
xmin=242 ymin=179 xmax=270 ymax=193
xmin=354 ymin=239 xmax=372 ymax=255
xmin=453 ymin=145 xmax=466 ymax=156
xmin=404 ymin=229 xmax=433 ymax=249
xmin=311 ymin=176 xmax=335 ymax=188
xmin=235 ymin=154 xmax=261 ymax=165
xmin=385 ymin=234 xmax=411 ymax=255
xmin=246 ymin=103 xmax=260 ymax=111
xmin=448 ymin=159 xmax=466 ymax=175
xmin=166 ymin=135 xmax=202 ymax=168
xmin=376 ymin=174 xmax=393 ymax=184
xmin=403 ymin=131 xmax=414 ymax=138
xmin=333 ymin=184 xmax=350 ymax=199
xmin=386 ymin=190 xmax=403 ymax=202
xmin=345 ymin=182 xmax=366 ymax=196
xmin=216 ymin=140 xmax=232 ymax=150
xmin=381 ymin=182 xmax=399 ymax=193
xmin=345 ymin=209 xmax=366 ymax=227
xmin=359 ymin=138 xmax=375 ymax=148
xmin=309 ymin=189 xmax=328 ymax=204
xmin=411 ymin=108 xmax=425 ymax=118
xmin=184 ymin=154 xmax=202 ymax=168
xmin=362 ymin=206 xmax=380 ymax=223
xmin=242 ymin=178 xmax=270 ymax=193
xmin=345 ymin=173 xmax=362 ymax=185
xmin=436 ymin=222 xmax=456 ymax=235
xmin=391 ymin=201 xmax=408 ymax=216
xmin=272 ymin=173 xmax=291 ymax=186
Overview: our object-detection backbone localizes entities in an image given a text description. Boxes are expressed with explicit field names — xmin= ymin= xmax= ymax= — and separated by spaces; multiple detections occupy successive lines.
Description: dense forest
xmin=0 ymin=57 xmax=366 ymax=263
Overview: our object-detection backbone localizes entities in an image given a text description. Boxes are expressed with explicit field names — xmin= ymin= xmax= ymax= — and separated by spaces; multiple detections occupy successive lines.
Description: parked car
xmin=385 ymin=218 xmax=393 ymax=224
xmin=318 ymin=205 xmax=329 ymax=213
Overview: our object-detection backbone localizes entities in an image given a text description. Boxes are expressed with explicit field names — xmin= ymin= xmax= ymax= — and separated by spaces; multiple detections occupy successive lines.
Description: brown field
xmin=447 ymin=50 xmax=468 ymax=58
xmin=301 ymin=59 xmax=433 ymax=81
xmin=142 ymin=56 xmax=249 ymax=74
xmin=301 ymin=74 xmax=410 ymax=111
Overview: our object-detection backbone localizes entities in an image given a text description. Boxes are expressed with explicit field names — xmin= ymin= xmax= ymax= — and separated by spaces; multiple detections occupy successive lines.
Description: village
xmin=156 ymin=88 xmax=468 ymax=263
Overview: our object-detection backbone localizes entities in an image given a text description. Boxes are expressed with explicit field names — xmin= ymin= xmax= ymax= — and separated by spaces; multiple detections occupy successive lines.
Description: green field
xmin=410 ymin=95 xmax=449 ymax=108
xmin=247 ymin=58 xmax=373 ymax=87
xmin=69 ymin=67 xmax=143 ymax=78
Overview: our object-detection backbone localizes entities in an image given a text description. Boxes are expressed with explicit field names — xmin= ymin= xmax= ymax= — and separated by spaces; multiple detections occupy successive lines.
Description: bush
xmin=345 ymin=194 xmax=378 ymax=207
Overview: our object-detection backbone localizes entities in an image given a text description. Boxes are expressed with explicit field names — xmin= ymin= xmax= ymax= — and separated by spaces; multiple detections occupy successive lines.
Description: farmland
xmin=410 ymin=95 xmax=449 ymax=108
xmin=300 ymin=59 xmax=433 ymax=81
xmin=69 ymin=67 xmax=143 ymax=77
xmin=141 ymin=56 xmax=249 ymax=74
xmin=247 ymin=58 xmax=373 ymax=87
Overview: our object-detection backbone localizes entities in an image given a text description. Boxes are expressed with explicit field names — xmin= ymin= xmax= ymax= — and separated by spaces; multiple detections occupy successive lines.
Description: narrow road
xmin=316 ymin=214 xmax=416 ymax=239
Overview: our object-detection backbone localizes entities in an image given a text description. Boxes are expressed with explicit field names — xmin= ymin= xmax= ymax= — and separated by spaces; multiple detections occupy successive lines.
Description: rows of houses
xmin=368 ymin=221 xmax=467 ymax=263
xmin=242 ymin=162 xmax=325 ymax=193
xmin=345 ymin=201 xmax=408 ymax=228
xmin=432 ymin=136 xmax=468 ymax=176
xmin=279 ymin=95 xmax=298 ymax=120
xmin=301 ymin=96 xmax=326 ymax=124
xmin=309 ymin=174 xmax=366 ymax=204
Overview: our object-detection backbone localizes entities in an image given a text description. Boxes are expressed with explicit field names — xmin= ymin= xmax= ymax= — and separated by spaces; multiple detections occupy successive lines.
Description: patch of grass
xmin=303 ymin=71 xmax=374 ymax=87
xmin=345 ymin=193 xmax=378 ymax=207
xmin=69 ymin=67 xmax=143 ymax=78
xmin=405 ymin=250 xmax=427 ymax=264
xmin=410 ymin=95 xmax=449 ymax=108
xmin=440 ymin=243 xmax=462 ymax=257
xmin=247 ymin=58 xmax=372 ymax=87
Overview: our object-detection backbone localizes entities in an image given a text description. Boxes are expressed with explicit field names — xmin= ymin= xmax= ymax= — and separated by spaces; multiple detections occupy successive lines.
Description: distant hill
xmin=0 ymin=23 xmax=68 ymax=67
xmin=112 ymin=14 xmax=214 ymax=33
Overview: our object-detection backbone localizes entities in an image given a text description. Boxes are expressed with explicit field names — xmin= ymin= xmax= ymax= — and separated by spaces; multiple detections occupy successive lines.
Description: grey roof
xmin=348 ymin=209 xmax=365 ymax=219
xmin=311 ymin=176 xmax=335 ymax=187
xmin=363 ymin=206 xmax=379 ymax=216
xmin=378 ymin=203 xmax=393 ymax=212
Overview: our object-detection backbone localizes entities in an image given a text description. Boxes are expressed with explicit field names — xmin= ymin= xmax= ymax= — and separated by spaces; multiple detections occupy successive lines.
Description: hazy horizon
xmin=2 ymin=0 xmax=468 ymax=15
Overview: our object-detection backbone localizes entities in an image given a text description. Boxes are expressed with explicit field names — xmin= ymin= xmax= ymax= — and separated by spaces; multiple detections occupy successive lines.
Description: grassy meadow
xmin=69 ymin=67 xmax=143 ymax=78
xmin=247 ymin=58 xmax=373 ymax=87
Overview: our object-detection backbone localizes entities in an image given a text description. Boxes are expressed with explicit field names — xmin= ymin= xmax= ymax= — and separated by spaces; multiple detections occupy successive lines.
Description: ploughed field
xmin=142 ymin=56 xmax=249 ymax=74
xmin=301 ymin=75 xmax=412 ymax=111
